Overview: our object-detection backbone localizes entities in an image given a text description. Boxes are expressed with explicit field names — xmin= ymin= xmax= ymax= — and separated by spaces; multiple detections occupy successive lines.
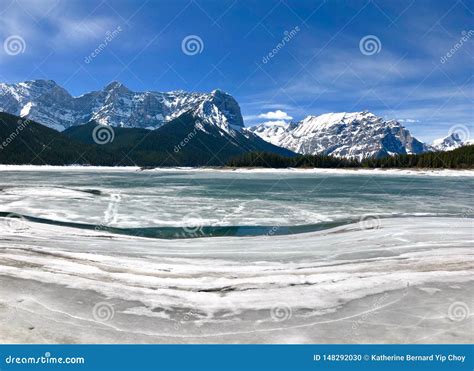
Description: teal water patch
xmin=0 ymin=211 xmax=354 ymax=239
xmin=0 ymin=211 xmax=461 ymax=240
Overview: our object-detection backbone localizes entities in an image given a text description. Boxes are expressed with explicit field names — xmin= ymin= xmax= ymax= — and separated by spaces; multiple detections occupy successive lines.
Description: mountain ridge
xmin=0 ymin=79 xmax=244 ymax=133
xmin=247 ymin=111 xmax=431 ymax=160
xmin=432 ymin=132 xmax=473 ymax=152
xmin=1 ymin=80 xmax=471 ymax=162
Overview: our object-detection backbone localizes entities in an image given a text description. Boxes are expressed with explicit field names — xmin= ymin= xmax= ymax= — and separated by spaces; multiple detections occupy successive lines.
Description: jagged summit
xmin=432 ymin=132 xmax=471 ymax=152
xmin=247 ymin=111 xmax=430 ymax=160
xmin=103 ymin=81 xmax=130 ymax=92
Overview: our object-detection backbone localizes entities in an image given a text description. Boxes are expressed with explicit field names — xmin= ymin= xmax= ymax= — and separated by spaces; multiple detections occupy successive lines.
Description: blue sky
xmin=0 ymin=0 xmax=472 ymax=142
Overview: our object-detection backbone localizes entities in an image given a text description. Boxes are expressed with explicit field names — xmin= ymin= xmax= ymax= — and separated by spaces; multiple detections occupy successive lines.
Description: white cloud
xmin=54 ymin=17 xmax=117 ymax=45
xmin=258 ymin=110 xmax=293 ymax=120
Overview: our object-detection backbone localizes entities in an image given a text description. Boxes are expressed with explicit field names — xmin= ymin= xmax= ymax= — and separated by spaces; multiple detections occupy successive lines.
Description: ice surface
xmin=0 ymin=217 xmax=472 ymax=343
xmin=0 ymin=168 xmax=472 ymax=343
xmin=0 ymin=168 xmax=472 ymax=230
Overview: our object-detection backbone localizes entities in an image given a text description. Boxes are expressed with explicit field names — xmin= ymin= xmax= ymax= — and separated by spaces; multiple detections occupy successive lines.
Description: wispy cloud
xmin=52 ymin=17 xmax=118 ymax=47
xmin=0 ymin=1 xmax=119 ymax=57
xmin=258 ymin=110 xmax=293 ymax=120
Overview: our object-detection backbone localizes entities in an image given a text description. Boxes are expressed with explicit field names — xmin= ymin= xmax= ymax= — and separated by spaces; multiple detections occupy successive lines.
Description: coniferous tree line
xmin=226 ymin=152 xmax=359 ymax=168
xmin=361 ymin=145 xmax=473 ymax=169
xmin=227 ymin=145 xmax=474 ymax=169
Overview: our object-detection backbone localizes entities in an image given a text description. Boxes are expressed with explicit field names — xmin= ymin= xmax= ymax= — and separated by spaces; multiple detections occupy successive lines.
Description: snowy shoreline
xmin=0 ymin=164 xmax=473 ymax=176
xmin=0 ymin=216 xmax=472 ymax=343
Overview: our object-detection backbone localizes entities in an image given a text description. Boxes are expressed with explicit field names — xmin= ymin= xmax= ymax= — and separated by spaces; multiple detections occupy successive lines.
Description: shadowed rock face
xmin=247 ymin=111 xmax=431 ymax=160
xmin=0 ymin=80 xmax=244 ymax=133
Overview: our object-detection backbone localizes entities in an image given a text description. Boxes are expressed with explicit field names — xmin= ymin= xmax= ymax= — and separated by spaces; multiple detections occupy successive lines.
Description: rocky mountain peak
xmin=432 ymin=132 xmax=468 ymax=152
xmin=104 ymin=81 xmax=130 ymax=93
xmin=247 ymin=111 xmax=430 ymax=160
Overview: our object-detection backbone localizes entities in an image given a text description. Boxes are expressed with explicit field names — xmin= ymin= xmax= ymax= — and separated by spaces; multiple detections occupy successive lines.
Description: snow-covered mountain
xmin=0 ymin=80 xmax=244 ymax=132
xmin=3 ymin=80 xmax=465 ymax=161
xmin=247 ymin=111 xmax=430 ymax=160
xmin=431 ymin=133 xmax=472 ymax=152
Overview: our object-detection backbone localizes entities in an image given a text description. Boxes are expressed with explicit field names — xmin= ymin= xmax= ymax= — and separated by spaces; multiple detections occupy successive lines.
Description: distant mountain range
xmin=0 ymin=79 xmax=244 ymax=132
xmin=247 ymin=111 xmax=430 ymax=161
xmin=0 ymin=79 xmax=471 ymax=166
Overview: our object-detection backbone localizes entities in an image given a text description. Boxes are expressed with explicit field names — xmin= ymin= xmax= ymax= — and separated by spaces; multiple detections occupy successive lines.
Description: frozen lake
xmin=0 ymin=167 xmax=473 ymax=343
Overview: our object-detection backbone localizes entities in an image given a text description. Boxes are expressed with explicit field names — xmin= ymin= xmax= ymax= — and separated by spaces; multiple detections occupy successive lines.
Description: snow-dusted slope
xmin=431 ymin=133 xmax=471 ymax=152
xmin=247 ymin=111 xmax=430 ymax=160
xmin=0 ymin=80 xmax=244 ymax=132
